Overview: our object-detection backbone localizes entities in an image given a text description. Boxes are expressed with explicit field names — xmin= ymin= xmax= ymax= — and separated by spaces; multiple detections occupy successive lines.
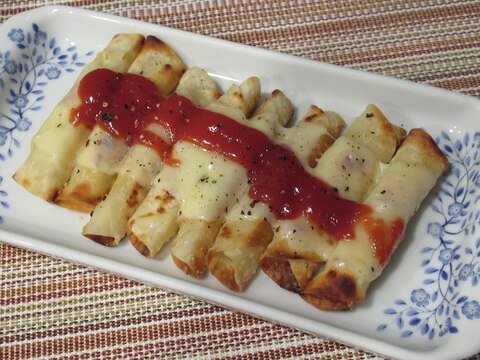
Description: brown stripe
xmin=0 ymin=316 xmax=266 ymax=358
xmin=0 ymin=305 xmax=236 ymax=343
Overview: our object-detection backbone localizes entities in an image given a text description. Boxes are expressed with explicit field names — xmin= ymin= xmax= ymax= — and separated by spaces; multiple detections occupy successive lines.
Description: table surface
xmin=1 ymin=1 xmax=479 ymax=359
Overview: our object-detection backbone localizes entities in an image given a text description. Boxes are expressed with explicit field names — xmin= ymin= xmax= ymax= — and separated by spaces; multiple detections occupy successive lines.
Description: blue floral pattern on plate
xmin=377 ymin=131 xmax=480 ymax=339
xmin=0 ymin=23 xmax=93 ymax=223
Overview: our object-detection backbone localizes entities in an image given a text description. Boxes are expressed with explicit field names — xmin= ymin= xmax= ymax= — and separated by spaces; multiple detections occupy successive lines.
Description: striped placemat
xmin=1 ymin=1 xmax=480 ymax=359
xmin=1 ymin=244 xmax=378 ymax=359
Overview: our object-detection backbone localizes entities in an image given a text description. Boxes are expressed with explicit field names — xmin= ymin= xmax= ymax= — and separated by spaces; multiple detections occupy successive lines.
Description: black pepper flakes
xmin=101 ymin=112 xmax=113 ymax=121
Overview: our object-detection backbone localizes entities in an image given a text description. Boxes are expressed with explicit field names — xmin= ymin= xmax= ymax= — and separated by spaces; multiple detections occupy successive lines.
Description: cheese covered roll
xmin=171 ymin=89 xmax=294 ymax=279
xmin=207 ymin=105 xmax=345 ymax=291
xmin=127 ymin=77 xmax=261 ymax=268
xmin=83 ymin=68 xmax=220 ymax=246
xmin=55 ymin=36 xmax=186 ymax=212
xmin=260 ymin=105 xmax=406 ymax=292
xmin=302 ymin=128 xmax=448 ymax=310
xmin=13 ymin=33 xmax=145 ymax=201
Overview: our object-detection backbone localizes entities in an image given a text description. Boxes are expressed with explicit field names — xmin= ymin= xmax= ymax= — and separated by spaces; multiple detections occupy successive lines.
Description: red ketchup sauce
xmin=71 ymin=68 xmax=170 ymax=158
xmin=361 ymin=217 xmax=405 ymax=266
xmin=72 ymin=68 xmax=404 ymax=265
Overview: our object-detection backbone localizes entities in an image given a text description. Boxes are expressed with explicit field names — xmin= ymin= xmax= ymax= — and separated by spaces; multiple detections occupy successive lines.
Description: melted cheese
xmin=208 ymin=107 xmax=344 ymax=291
xmin=303 ymin=129 xmax=447 ymax=309
xmin=128 ymin=78 xmax=262 ymax=260
xmin=161 ymin=141 xmax=248 ymax=222
xmin=313 ymin=136 xmax=380 ymax=202
xmin=13 ymin=33 xmax=145 ymax=201
xmin=260 ymin=105 xmax=406 ymax=294
xmin=82 ymin=68 xmax=219 ymax=246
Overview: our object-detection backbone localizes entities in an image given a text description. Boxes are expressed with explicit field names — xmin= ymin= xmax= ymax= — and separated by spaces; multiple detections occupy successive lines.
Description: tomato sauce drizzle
xmin=71 ymin=68 xmax=168 ymax=154
xmin=72 ymin=68 xmax=404 ymax=265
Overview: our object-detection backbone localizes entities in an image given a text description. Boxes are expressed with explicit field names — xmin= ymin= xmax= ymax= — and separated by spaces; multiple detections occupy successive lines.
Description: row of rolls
xmin=14 ymin=33 xmax=448 ymax=311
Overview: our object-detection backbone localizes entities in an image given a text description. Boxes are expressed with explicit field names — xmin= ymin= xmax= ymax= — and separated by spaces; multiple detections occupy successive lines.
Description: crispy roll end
xmin=84 ymin=234 xmax=117 ymax=247
xmin=301 ymin=269 xmax=359 ymax=311
xmin=55 ymin=181 xmax=101 ymax=213
xmin=176 ymin=67 xmax=221 ymax=107
xmin=171 ymin=220 xmax=223 ymax=278
xmin=127 ymin=188 xmax=179 ymax=258
xmin=346 ymin=104 xmax=407 ymax=163
xmin=128 ymin=229 xmax=154 ymax=257
xmin=128 ymin=35 xmax=186 ymax=96
xmin=217 ymin=77 xmax=261 ymax=117
xmin=207 ymin=254 xmax=241 ymax=292
xmin=253 ymin=89 xmax=293 ymax=127
xmin=401 ymin=128 xmax=448 ymax=175
xmin=260 ymin=257 xmax=320 ymax=293
xmin=207 ymin=219 xmax=274 ymax=292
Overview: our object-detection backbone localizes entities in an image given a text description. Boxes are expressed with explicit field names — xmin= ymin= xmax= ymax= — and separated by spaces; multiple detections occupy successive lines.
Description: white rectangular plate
xmin=1 ymin=6 xmax=480 ymax=360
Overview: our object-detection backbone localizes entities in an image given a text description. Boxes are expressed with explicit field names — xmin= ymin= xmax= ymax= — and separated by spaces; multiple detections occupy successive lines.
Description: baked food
xmin=260 ymin=105 xmax=406 ymax=293
xmin=127 ymin=75 xmax=264 ymax=277
xmin=301 ymin=128 xmax=448 ymax=310
xmin=55 ymin=35 xmax=186 ymax=213
xmin=207 ymin=105 xmax=345 ymax=291
xmin=13 ymin=33 xmax=145 ymax=201
xmin=82 ymin=67 xmax=219 ymax=246
xmin=14 ymin=33 xmax=448 ymax=310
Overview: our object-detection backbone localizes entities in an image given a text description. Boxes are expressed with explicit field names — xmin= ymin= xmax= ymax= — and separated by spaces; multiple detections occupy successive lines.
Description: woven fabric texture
xmin=1 ymin=0 xmax=480 ymax=359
